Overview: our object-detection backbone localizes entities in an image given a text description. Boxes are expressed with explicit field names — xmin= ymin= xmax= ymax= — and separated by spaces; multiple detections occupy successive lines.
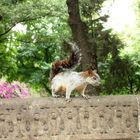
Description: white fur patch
xmin=51 ymin=70 xmax=101 ymax=101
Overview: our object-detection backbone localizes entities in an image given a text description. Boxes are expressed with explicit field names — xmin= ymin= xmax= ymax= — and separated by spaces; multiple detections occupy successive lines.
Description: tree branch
xmin=0 ymin=25 xmax=15 ymax=37
xmin=0 ymin=13 xmax=50 ymax=37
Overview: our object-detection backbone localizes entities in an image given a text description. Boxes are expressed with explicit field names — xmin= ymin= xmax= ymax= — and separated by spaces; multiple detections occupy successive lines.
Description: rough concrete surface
xmin=0 ymin=95 xmax=140 ymax=140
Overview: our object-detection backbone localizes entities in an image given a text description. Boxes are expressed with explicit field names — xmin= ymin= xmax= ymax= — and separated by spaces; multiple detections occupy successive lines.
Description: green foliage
xmin=0 ymin=0 xmax=140 ymax=96
xmin=0 ymin=0 xmax=70 ymax=94
xmin=112 ymin=0 xmax=140 ymax=94
xmin=79 ymin=0 xmax=140 ymax=95
xmin=79 ymin=0 xmax=132 ymax=94
xmin=0 ymin=0 xmax=67 ymax=37
xmin=0 ymin=41 xmax=18 ymax=78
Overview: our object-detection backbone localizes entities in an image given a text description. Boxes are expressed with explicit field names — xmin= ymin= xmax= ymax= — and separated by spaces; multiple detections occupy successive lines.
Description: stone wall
xmin=0 ymin=96 xmax=140 ymax=140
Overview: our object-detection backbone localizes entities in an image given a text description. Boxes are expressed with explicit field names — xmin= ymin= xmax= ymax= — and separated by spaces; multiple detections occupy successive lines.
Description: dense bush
xmin=0 ymin=0 xmax=140 ymax=96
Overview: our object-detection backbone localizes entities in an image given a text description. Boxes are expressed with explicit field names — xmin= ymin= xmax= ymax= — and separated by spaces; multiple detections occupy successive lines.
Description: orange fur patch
xmin=58 ymin=85 xmax=86 ymax=94
xmin=57 ymin=85 xmax=66 ymax=93
xmin=75 ymin=84 xmax=86 ymax=92
xmin=80 ymin=70 xmax=97 ymax=78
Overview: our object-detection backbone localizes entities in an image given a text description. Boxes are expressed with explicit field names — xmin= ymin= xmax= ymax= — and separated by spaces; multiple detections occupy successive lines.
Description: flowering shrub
xmin=0 ymin=80 xmax=30 ymax=99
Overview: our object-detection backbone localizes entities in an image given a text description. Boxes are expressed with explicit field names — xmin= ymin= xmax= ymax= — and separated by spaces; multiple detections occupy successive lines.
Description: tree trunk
xmin=66 ymin=0 xmax=100 ymax=95
xmin=66 ymin=0 xmax=97 ymax=70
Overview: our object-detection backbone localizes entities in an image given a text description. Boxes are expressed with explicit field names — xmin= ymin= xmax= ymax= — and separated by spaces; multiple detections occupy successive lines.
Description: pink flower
xmin=0 ymin=80 xmax=30 ymax=99
xmin=12 ymin=84 xmax=19 ymax=89
xmin=6 ymin=87 xmax=14 ymax=94
xmin=3 ymin=93 xmax=13 ymax=99
xmin=2 ymin=82 xmax=9 ymax=87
